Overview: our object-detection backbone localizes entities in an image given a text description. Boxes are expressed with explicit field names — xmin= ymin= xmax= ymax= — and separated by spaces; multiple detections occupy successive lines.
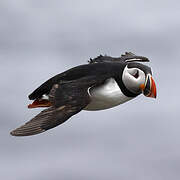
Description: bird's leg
xmin=28 ymin=99 xmax=52 ymax=109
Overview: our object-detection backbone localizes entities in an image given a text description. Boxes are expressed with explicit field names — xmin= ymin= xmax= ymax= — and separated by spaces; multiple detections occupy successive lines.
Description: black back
xmin=28 ymin=62 xmax=126 ymax=100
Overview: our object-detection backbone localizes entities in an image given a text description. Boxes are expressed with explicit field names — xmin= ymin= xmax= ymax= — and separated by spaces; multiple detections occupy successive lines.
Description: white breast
xmin=84 ymin=78 xmax=134 ymax=111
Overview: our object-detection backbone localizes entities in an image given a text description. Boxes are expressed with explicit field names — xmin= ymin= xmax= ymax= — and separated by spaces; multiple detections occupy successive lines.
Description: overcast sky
xmin=1 ymin=0 xmax=180 ymax=179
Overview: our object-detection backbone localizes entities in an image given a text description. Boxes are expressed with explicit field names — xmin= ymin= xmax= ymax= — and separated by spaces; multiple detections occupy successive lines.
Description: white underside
xmin=84 ymin=78 xmax=134 ymax=111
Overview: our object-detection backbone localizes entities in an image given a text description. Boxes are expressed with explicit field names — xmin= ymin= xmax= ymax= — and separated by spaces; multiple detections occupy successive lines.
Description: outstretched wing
xmin=10 ymin=76 xmax=104 ymax=136
xmin=10 ymin=106 xmax=79 ymax=136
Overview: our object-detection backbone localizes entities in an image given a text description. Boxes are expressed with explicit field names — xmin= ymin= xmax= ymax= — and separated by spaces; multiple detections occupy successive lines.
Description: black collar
xmin=114 ymin=76 xmax=140 ymax=98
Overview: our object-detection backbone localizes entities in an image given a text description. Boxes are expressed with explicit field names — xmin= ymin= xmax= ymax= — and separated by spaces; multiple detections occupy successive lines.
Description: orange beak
xmin=140 ymin=75 xmax=157 ymax=98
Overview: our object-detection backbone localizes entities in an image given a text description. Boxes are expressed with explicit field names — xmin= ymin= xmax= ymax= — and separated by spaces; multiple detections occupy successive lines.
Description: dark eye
xmin=133 ymin=70 xmax=139 ymax=78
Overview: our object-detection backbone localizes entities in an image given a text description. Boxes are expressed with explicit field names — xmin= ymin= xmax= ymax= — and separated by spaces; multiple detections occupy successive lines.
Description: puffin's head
xmin=122 ymin=62 xmax=157 ymax=98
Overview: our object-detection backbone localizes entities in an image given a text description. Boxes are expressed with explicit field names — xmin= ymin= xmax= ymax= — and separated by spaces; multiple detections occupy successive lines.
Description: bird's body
xmin=85 ymin=78 xmax=133 ymax=111
xmin=29 ymin=62 xmax=135 ymax=110
xmin=10 ymin=52 xmax=157 ymax=136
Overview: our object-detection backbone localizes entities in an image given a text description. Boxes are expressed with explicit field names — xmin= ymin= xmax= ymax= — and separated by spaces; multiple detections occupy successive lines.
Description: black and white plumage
xmin=10 ymin=52 xmax=156 ymax=136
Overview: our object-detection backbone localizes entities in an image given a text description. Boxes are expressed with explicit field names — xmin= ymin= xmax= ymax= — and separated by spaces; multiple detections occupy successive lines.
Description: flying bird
xmin=10 ymin=52 xmax=157 ymax=136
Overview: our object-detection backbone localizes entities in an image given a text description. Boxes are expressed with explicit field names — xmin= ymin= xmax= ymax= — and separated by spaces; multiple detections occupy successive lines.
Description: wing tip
xmin=28 ymin=94 xmax=34 ymax=100
xmin=10 ymin=130 xmax=16 ymax=136
xmin=10 ymin=129 xmax=25 ymax=137
xmin=10 ymin=127 xmax=45 ymax=137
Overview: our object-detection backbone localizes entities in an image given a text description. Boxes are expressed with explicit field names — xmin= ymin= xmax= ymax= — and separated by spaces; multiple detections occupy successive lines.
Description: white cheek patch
xmin=122 ymin=66 xmax=145 ymax=93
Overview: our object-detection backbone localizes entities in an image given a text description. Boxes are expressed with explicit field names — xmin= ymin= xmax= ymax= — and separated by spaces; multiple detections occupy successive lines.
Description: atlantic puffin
xmin=10 ymin=52 xmax=157 ymax=136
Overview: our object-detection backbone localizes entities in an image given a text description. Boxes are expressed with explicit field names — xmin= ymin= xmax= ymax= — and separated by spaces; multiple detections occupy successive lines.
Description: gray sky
xmin=1 ymin=0 xmax=180 ymax=179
